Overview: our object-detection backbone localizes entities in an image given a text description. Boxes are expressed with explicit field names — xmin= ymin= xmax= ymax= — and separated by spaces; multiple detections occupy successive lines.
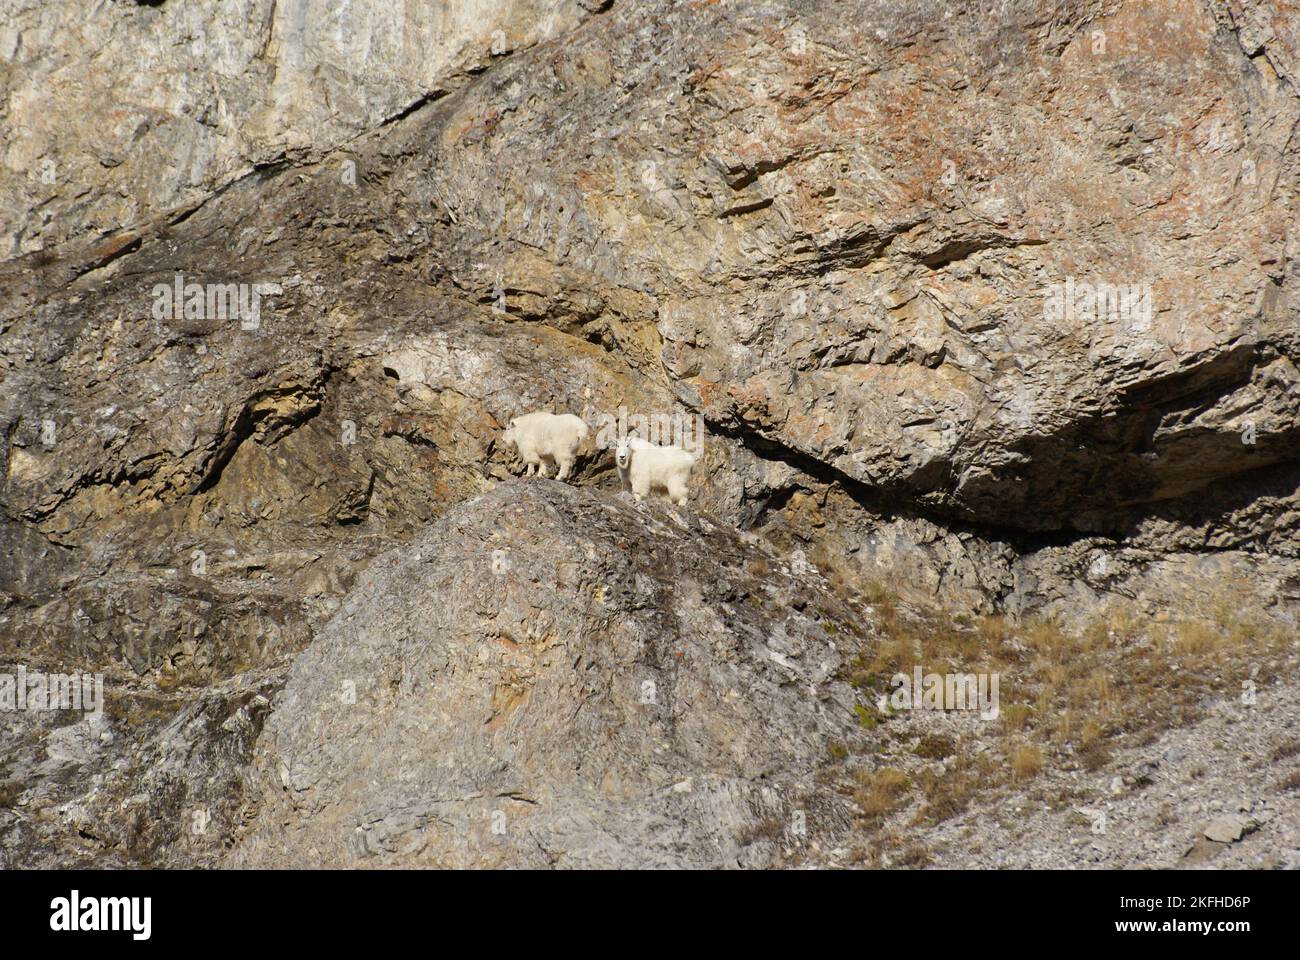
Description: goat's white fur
xmin=613 ymin=436 xmax=696 ymax=505
xmin=502 ymin=411 xmax=589 ymax=481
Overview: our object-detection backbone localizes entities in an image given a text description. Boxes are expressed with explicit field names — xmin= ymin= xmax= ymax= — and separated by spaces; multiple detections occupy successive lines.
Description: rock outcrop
xmin=1 ymin=0 xmax=611 ymax=259
xmin=229 ymin=482 xmax=865 ymax=868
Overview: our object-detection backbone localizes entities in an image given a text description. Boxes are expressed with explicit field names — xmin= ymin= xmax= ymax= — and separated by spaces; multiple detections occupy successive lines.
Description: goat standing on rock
xmin=614 ymin=436 xmax=697 ymax=506
xmin=502 ymin=411 xmax=589 ymax=481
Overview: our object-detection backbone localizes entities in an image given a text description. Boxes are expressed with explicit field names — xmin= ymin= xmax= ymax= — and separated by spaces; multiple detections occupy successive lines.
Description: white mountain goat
xmin=501 ymin=411 xmax=589 ymax=481
xmin=613 ymin=436 xmax=697 ymax=505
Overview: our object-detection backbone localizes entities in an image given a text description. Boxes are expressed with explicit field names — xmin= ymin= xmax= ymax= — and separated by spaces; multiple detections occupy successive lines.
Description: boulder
xmin=228 ymin=482 xmax=867 ymax=867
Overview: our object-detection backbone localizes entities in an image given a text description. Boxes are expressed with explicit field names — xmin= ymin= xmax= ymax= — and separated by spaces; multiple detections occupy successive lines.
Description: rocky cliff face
xmin=0 ymin=0 xmax=609 ymax=259
xmin=230 ymin=483 xmax=867 ymax=868
xmin=1 ymin=0 xmax=1297 ymax=869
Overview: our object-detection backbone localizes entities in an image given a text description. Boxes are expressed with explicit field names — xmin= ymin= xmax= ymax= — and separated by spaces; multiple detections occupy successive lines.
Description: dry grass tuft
xmin=1010 ymin=743 xmax=1044 ymax=780
xmin=853 ymin=766 xmax=911 ymax=822
xmin=1275 ymin=770 xmax=1300 ymax=794
xmin=1271 ymin=739 xmax=1300 ymax=763
xmin=913 ymin=734 xmax=956 ymax=760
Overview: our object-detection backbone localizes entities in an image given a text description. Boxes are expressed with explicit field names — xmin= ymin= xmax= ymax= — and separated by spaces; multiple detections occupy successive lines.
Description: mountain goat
xmin=501 ymin=411 xmax=589 ymax=481
xmin=613 ymin=436 xmax=697 ymax=505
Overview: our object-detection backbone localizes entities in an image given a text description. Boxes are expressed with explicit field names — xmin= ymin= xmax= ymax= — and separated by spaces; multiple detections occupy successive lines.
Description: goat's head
xmin=613 ymin=435 xmax=633 ymax=470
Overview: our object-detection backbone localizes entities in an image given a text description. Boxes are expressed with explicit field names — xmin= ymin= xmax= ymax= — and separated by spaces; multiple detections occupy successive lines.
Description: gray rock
xmin=227 ymin=482 xmax=868 ymax=868
xmin=1204 ymin=816 xmax=1257 ymax=844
